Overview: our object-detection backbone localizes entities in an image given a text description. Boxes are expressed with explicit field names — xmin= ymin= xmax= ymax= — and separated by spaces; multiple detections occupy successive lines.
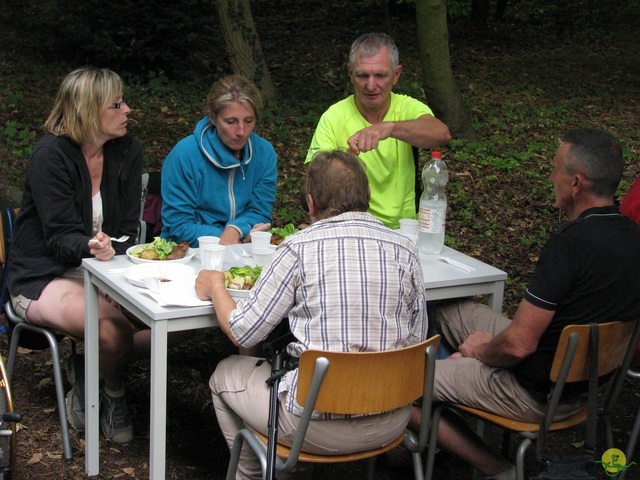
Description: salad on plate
xmin=268 ymin=223 xmax=299 ymax=245
xmin=224 ymin=266 xmax=263 ymax=291
xmin=129 ymin=237 xmax=189 ymax=261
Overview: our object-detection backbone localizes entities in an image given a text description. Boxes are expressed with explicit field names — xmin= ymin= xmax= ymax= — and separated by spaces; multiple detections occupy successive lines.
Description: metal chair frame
xmin=425 ymin=319 xmax=640 ymax=480
xmin=618 ymin=367 xmax=640 ymax=480
xmin=139 ymin=172 xmax=149 ymax=244
xmin=1 ymin=207 xmax=74 ymax=461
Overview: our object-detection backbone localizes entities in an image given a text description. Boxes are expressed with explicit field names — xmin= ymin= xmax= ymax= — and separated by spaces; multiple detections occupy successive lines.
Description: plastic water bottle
xmin=417 ymin=151 xmax=448 ymax=254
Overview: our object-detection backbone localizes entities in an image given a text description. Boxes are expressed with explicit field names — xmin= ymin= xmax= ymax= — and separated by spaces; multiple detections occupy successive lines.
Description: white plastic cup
xmin=202 ymin=244 xmax=226 ymax=270
xmin=399 ymin=218 xmax=419 ymax=236
xmin=403 ymin=233 xmax=418 ymax=245
xmin=198 ymin=236 xmax=221 ymax=268
xmin=251 ymin=231 xmax=272 ymax=251
xmin=252 ymin=246 xmax=276 ymax=266
xmin=198 ymin=235 xmax=220 ymax=248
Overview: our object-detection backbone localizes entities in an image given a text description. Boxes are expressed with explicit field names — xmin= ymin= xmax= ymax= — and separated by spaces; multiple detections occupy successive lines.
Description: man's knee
xmin=433 ymin=297 xmax=475 ymax=323
xmin=210 ymin=355 xmax=262 ymax=395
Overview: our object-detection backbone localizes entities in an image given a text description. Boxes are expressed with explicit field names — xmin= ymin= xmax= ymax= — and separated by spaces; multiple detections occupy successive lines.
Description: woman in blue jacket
xmin=161 ymin=75 xmax=278 ymax=247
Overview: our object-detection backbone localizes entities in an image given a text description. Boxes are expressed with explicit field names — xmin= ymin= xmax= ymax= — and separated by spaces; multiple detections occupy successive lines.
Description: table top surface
xmin=83 ymin=244 xmax=507 ymax=322
xmin=418 ymin=246 xmax=507 ymax=287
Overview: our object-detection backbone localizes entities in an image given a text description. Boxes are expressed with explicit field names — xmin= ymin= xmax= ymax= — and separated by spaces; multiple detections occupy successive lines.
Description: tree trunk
xmin=415 ymin=0 xmax=478 ymax=141
xmin=214 ymin=0 xmax=276 ymax=99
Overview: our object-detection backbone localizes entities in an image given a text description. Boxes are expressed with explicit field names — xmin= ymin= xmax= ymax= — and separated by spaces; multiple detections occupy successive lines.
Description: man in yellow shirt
xmin=305 ymin=32 xmax=451 ymax=229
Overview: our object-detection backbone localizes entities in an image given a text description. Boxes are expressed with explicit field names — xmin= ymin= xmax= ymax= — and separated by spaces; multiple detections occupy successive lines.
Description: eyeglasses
xmin=108 ymin=99 xmax=126 ymax=109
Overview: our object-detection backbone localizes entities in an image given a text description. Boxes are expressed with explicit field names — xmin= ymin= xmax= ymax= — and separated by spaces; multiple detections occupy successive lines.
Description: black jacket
xmin=8 ymin=133 xmax=143 ymax=299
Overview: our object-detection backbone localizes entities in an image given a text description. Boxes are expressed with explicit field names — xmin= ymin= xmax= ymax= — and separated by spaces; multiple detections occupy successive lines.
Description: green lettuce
xmin=130 ymin=237 xmax=177 ymax=260
xmin=224 ymin=265 xmax=263 ymax=290
xmin=269 ymin=223 xmax=298 ymax=238
xmin=228 ymin=265 xmax=262 ymax=280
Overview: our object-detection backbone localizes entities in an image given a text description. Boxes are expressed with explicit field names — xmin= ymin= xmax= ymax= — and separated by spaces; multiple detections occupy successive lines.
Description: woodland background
xmin=1 ymin=0 xmax=639 ymax=478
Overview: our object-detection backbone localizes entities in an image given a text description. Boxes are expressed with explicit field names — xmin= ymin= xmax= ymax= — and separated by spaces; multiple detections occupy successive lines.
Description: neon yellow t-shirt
xmin=305 ymin=93 xmax=434 ymax=229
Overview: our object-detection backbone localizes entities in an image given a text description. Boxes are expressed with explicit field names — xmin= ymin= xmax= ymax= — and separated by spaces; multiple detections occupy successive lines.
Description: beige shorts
xmin=9 ymin=266 xmax=85 ymax=320
xmin=10 ymin=294 xmax=31 ymax=320
xmin=433 ymin=300 xmax=585 ymax=422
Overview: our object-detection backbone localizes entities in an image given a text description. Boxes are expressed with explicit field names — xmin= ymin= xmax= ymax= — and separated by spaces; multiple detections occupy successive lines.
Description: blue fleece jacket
xmin=161 ymin=117 xmax=277 ymax=247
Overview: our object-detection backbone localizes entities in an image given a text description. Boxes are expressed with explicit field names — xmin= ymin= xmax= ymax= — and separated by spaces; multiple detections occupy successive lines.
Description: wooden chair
xmin=424 ymin=319 xmax=640 ymax=480
xmin=1 ymin=207 xmax=74 ymax=461
xmin=226 ymin=335 xmax=440 ymax=480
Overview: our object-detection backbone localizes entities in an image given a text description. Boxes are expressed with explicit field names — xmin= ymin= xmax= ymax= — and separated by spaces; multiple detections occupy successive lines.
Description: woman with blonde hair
xmin=9 ymin=66 xmax=145 ymax=446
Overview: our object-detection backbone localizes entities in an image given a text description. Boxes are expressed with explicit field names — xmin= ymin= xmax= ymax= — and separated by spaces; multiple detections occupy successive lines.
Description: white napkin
xmin=141 ymin=275 xmax=211 ymax=307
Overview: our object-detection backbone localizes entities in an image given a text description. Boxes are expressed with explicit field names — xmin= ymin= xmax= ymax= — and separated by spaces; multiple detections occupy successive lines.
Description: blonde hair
xmin=206 ymin=75 xmax=262 ymax=121
xmin=44 ymin=66 xmax=124 ymax=144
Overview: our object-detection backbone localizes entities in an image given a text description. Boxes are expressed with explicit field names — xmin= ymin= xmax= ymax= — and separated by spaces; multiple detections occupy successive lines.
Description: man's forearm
xmin=460 ymin=331 xmax=525 ymax=368
xmin=210 ymin=283 xmax=241 ymax=346
xmin=474 ymin=298 xmax=552 ymax=367
xmin=390 ymin=115 xmax=451 ymax=149
xmin=475 ymin=338 xmax=524 ymax=368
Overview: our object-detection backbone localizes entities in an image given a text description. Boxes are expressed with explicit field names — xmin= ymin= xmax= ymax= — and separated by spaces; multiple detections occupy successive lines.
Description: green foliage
xmin=3 ymin=121 xmax=36 ymax=159
xmin=2 ymin=0 xmax=640 ymax=315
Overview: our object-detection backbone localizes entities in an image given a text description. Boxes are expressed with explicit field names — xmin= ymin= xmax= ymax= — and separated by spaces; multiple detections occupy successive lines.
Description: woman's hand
xmin=88 ymin=232 xmax=115 ymax=261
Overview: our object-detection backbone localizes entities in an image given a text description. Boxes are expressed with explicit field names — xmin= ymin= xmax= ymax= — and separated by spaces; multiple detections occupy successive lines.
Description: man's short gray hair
xmin=349 ymin=32 xmax=399 ymax=69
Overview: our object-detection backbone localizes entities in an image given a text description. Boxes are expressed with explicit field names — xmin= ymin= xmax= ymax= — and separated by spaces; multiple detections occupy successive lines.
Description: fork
xmin=89 ymin=235 xmax=130 ymax=244
xmin=110 ymin=235 xmax=130 ymax=242
xmin=227 ymin=245 xmax=241 ymax=262
xmin=228 ymin=244 xmax=252 ymax=261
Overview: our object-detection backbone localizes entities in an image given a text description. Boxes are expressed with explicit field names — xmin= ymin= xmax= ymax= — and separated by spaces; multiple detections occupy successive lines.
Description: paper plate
xmin=227 ymin=287 xmax=251 ymax=300
xmin=124 ymin=263 xmax=196 ymax=288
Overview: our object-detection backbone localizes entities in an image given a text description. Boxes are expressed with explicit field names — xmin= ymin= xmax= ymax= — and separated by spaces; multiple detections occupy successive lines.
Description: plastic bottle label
xmin=418 ymin=207 xmax=445 ymax=233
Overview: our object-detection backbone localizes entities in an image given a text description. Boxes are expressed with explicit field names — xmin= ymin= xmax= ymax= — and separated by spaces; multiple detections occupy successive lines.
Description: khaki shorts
xmin=433 ymin=300 xmax=585 ymax=422
xmin=9 ymin=266 xmax=84 ymax=320
xmin=10 ymin=294 xmax=31 ymax=320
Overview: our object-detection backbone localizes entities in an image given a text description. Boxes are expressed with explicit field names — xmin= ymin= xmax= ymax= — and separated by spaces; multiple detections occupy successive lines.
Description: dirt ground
xmin=1 ymin=321 xmax=639 ymax=480
xmin=1 ymin=0 xmax=639 ymax=478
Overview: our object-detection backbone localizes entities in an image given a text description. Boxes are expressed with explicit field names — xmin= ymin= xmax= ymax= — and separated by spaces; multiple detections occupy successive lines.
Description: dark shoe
xmin=65 ymin=354 xmax=85 ymax=431
xmin=100 ymin=391 xmax=133 ymax=445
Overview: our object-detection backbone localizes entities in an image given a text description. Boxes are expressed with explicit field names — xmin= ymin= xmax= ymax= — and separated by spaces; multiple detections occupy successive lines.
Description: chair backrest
xmin=297 ymin=335 xmax=440 ymax=416
xmin=550 ymin=320 xmax=639 ymax=384
xmin=1 ymin=208 xmax=16 ymax=265
xmin=140 ymin=171 xmax=163 ymax=243
xmin=1 ymin=208 xmax=17 ymax=307
xmin=138 ymin=173 xmax=149 ymax=244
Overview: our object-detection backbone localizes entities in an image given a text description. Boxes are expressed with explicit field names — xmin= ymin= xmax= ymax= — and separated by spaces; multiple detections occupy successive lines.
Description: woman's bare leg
xmin=26 ymin=277 xmax=135 ymax=391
